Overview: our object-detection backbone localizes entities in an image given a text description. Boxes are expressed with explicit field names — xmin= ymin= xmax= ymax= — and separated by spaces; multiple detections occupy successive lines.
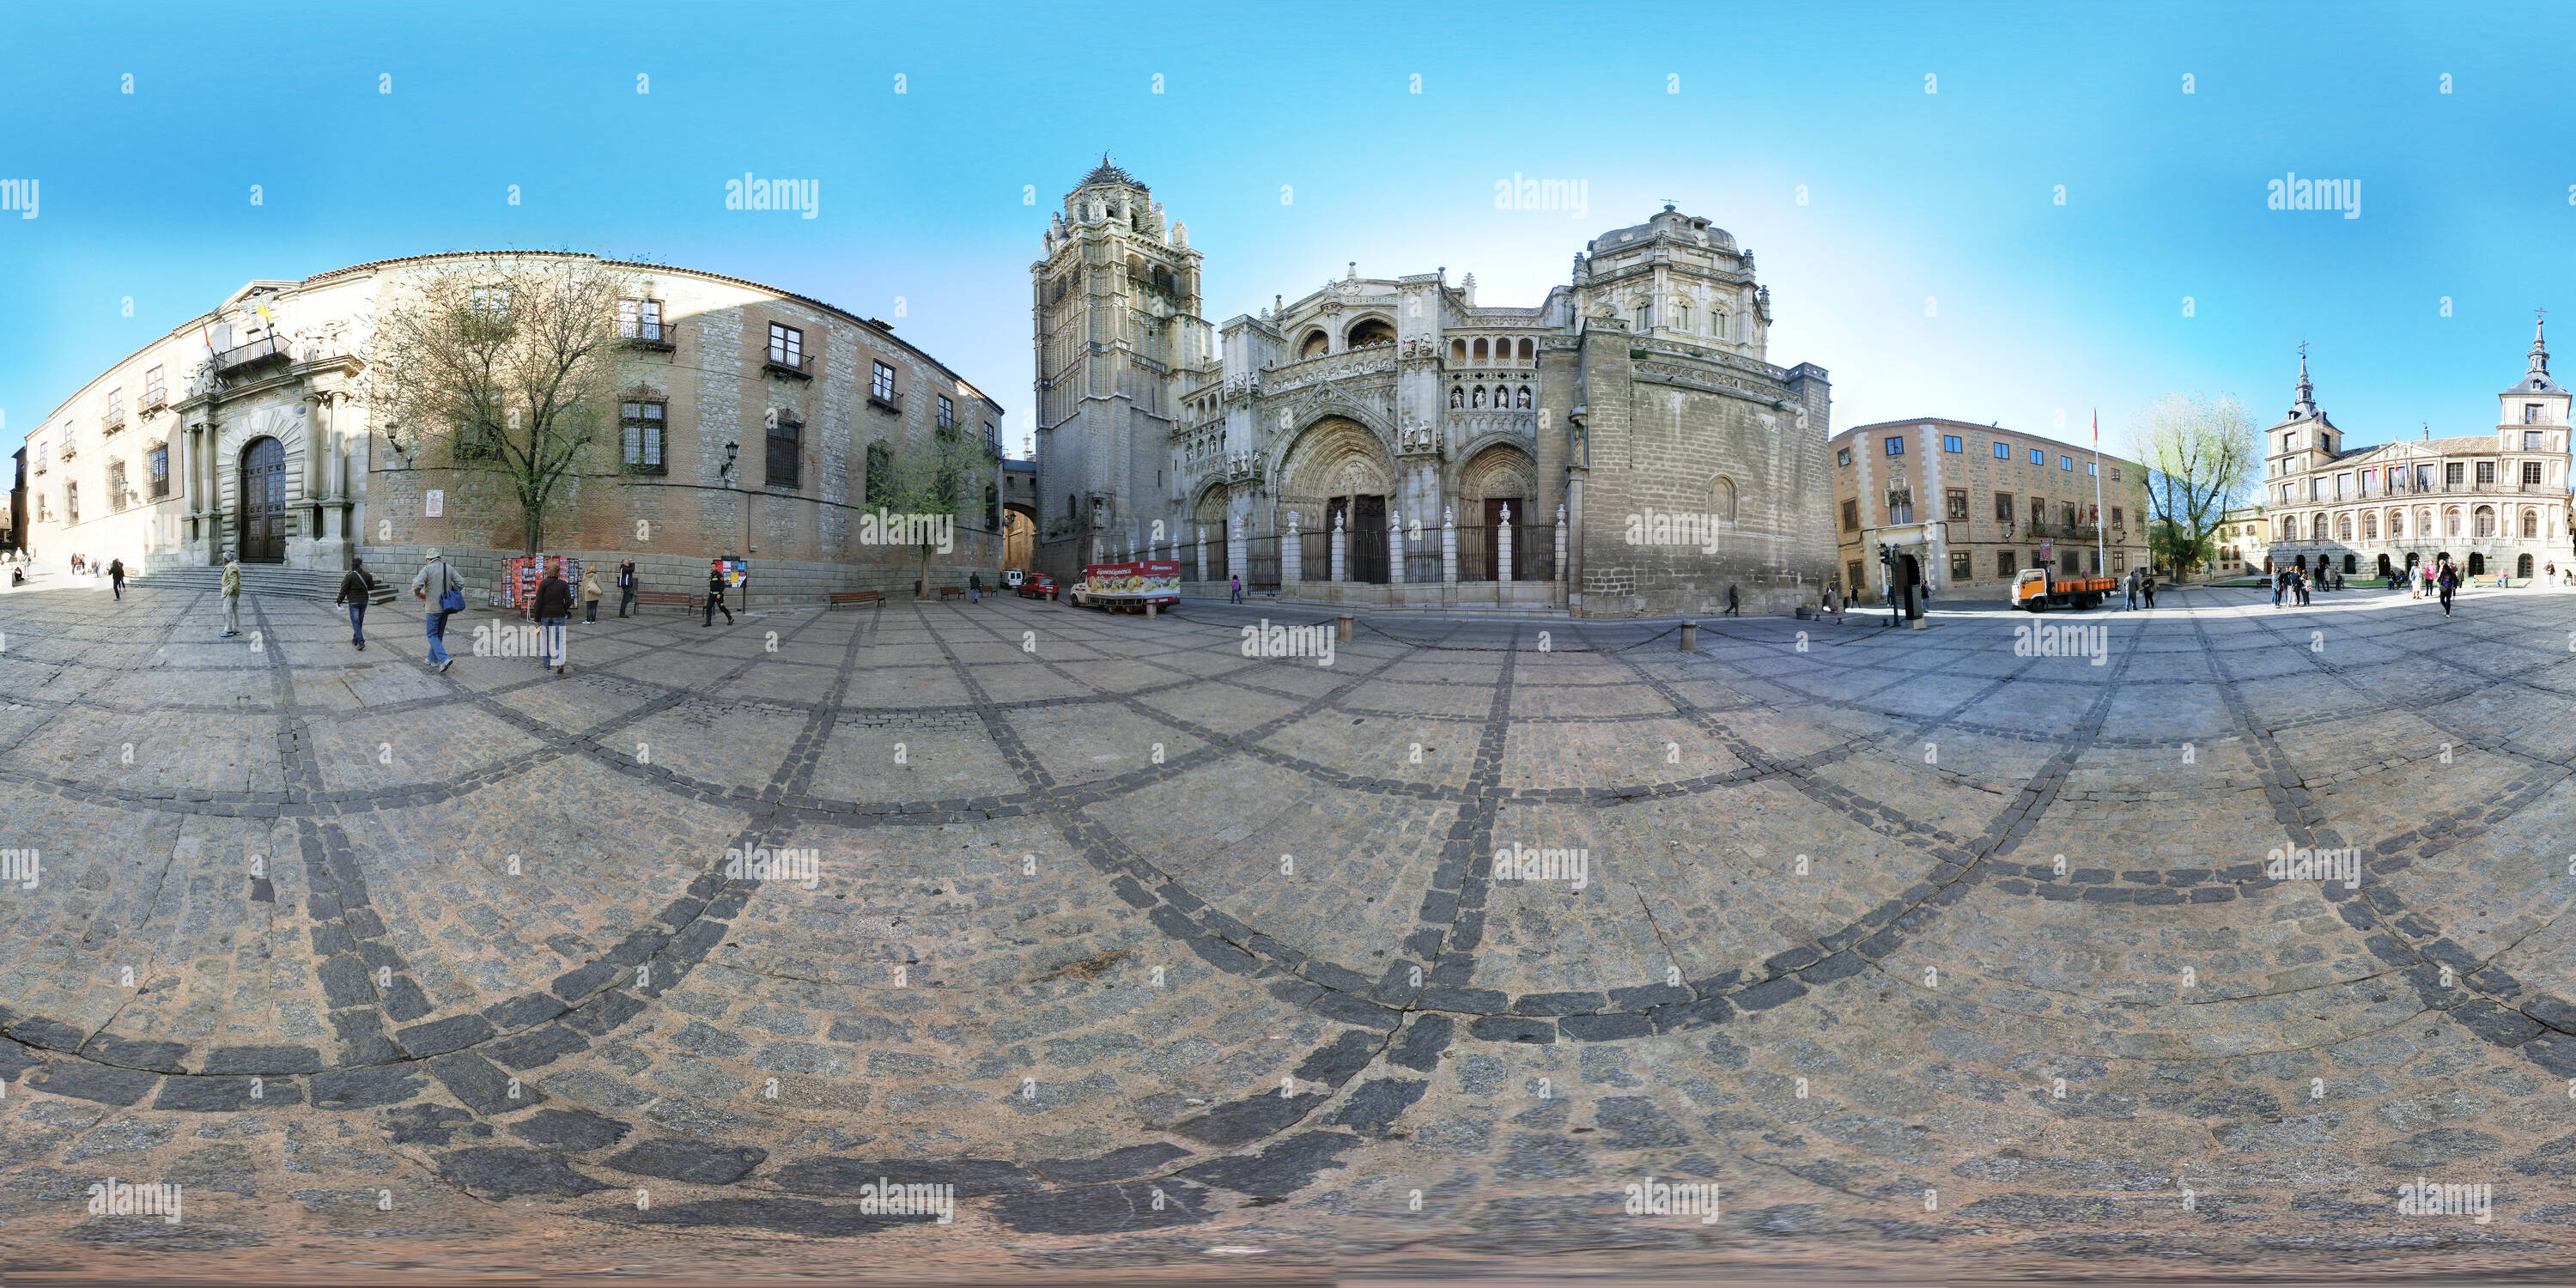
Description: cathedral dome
xmin=1587 ymin=204 xmax=1733 ymax=254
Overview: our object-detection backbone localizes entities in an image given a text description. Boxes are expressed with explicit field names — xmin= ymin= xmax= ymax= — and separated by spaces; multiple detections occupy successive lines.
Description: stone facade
xmin=18 ymin=252 xmax=1005 ymax=602
xmin=2256 ymin=329 xmax=2573 ymax=583
xmin=1830 ymin=418 xmax=2151 ymax=602
xmin=1032 ymin=163 xmax=1832 ymax=616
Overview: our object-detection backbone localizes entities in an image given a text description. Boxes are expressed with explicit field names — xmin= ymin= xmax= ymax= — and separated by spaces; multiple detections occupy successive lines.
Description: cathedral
xmin=1030 ymin=160 xmax=1835 ymax=616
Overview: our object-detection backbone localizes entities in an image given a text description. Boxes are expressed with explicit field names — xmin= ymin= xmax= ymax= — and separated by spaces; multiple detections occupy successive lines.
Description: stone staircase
xmin=125 ymin=563 xmax=400 ymax=605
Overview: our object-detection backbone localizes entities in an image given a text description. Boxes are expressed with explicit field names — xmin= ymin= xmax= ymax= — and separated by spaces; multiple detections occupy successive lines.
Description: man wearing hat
xmin=410 ymin=548 xmax=460 ymax=673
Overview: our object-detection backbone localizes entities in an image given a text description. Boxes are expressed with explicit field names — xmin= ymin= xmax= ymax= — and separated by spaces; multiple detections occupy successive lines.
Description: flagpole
xmin=2092 ymin=410 xmax=2107 ymax=577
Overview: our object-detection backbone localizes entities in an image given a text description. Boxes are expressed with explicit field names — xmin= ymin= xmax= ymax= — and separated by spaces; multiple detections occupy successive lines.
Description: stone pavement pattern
xmin=3 ymin=580 xmax=2576 ymax=1279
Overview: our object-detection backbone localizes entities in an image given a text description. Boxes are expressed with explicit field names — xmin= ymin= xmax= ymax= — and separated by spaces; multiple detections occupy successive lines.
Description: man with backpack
xmin=335 ymin=557 xmax=379 ymax=650
xmin=411 ymin=549 xmax=462 ymax=673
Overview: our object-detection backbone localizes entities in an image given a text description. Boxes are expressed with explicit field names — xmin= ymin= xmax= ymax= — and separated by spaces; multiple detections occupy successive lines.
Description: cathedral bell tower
xmin=1031 ymin=157 xmax=1207 ymax=574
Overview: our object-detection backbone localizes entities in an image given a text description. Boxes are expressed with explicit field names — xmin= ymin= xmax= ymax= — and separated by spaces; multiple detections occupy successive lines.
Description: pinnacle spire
xmin=2290 ymin=343 xmax=2317 ymax=419
xmin=2532 ymin=308 xmax=2549 ymax=375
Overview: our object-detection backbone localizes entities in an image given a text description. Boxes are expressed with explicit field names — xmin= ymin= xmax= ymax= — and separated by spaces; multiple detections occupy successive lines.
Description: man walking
xmin=703 ymin=565 xmax=733 ymax=627
xmin=1824 ymin=579 xmax=1842 ymax=623
xmin=2438 ymin=558 xmax=2459 ymax=617
xmin=1725 ymin=583 xmax=1741 ymax=617
xmin=2142 ymin=571 xmax=2157 ymax=609
xmin=411 ymin=549 xmax=459 ymax=673
xmin=219 ymin=551 xmax=242 ymax=636
xmin=969 ymin=571 xmax=982 ymax=604
xmin=1230 ymin=574 xmax=1243 ymax=605
xmin=581 ymin=565 xmax=603 ymax=623
xmin=617 ymin=559 xmax=637 ymax=617
xmin=2122 ymin=568 xmax=2136 ymax=611
xmin=335 ymin=557 xmax=377 ymax=651
xmin=108 ymin=557 xmax=126 ymax=601
xmin=533 ymin=561 xmax=573 ymax=674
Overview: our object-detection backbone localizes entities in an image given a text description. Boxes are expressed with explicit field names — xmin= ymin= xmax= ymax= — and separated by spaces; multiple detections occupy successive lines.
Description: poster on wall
xmin=710 ymin=556 xmax=746 ymax=589
xmin=425 ymin=489 xmax=444 ymax=517
xmin=501 ymin=555 xmax=586 ymax=610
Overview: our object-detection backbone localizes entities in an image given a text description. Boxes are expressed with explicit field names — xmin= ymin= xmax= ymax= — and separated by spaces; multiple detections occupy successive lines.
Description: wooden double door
xmin=239 ymin=437 xmax=288 ymax=562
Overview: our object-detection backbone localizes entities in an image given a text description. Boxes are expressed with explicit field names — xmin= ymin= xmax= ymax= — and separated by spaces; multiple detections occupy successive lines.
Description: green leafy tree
xmin=2126 ymin=392 xmax=2256 ymax=581
xmin=870 ymin=424 xmax=996 ymax=598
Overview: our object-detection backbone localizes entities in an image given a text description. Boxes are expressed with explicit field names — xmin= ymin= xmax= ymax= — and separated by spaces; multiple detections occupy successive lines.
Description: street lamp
xmin=719 ymin=440 xmax=748 ymax=611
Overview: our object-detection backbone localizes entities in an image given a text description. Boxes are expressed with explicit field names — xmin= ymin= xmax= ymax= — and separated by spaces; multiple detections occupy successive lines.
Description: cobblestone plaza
xmin=3 ymin=580 xmax=2575 ymax=1279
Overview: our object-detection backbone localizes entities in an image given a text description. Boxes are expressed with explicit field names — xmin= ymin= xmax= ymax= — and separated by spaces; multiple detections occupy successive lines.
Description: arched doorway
xmin=1458 ymin=442 xmax=1539 ymax=581
xmin=2376 ymin=553 xmax=2391 ymax=578
xmin=239 ymin=436 xmax=288 ymax=563
xmin=2468 ymin=552 xmax=2486 ymax=576
xmin=1276 ymin=416 xmax=1394 ymax=584
xmin=2518 ymin=553 xmax=2534 ymax=580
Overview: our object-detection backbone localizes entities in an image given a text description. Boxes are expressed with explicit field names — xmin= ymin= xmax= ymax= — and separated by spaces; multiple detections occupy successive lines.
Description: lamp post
xmin=720 ymin=440 xmax=749 ymax=611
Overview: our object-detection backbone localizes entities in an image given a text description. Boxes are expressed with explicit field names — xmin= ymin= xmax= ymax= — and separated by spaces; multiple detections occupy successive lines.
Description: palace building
xmin=1829 ymin=418 xmax=2151 ymax=602
xmin=2257 ymin=325 xmax=2572 ymax=583
xmin=1032 ymin=161 xmax=1834 ymax=615
xmin=18 ymin=252 xmax=1004 ymax=601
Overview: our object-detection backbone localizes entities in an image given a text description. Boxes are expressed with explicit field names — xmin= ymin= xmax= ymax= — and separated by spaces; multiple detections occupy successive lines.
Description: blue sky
xmin=3 ymin=2 xmax=2572 ymax=462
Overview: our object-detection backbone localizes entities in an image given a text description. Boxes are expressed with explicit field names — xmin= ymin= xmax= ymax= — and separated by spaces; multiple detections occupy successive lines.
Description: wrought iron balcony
xmin=215 ymin=334 xmax=292 ymax=374
xmin=763 ymin=349 xmax=812 ymax=380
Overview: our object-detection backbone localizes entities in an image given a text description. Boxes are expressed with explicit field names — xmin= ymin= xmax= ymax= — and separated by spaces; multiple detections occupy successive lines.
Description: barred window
xmin=620 ymin=401 xmax=665 ymax=471
xmin=619 ymin=298 xmax=665 ymax=341
xmin=766 ymin=411 xmax=800 ymax=489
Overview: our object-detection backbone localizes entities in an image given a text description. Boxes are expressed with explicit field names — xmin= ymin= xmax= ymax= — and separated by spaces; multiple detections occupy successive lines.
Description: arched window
xmin=1712 ymin=308 xmax=1727 ymax=338
xmin=2446 ymin=507 xmax=2463 ymax=537
xmin=1516 ymin=386 xmax=1532 ymax=409
xmin=2362 ymin=512 xmax=2378 ymax=540
xmin=2336 ymin=513 xmax=2352 ymax=541
xmin=2524 ymin=508 xmax=2540 ymax=538
xmin=1450 ymin=339 xmax=1467 ymax=362
xmin=1516 ymin=337 xmax=1534 ymax=361
xmin=2279 ymin=516 xmax=2296 ymax=541
xmin=2475 ymin=506 xmax=2495 ymax=537
xmin=1633 ymin=301 xmax=1651 ymax=331
xmin=1710 ymin=475 xmax=1737 ymax=523
xmin=1348 ymin=318 xmax=1394 ymax=349
xmin=2418 ymin=507 xmax=2433 ymax=536
xmin=1471 ymin=386 xmax=1486 ymax=409
xmin=1672 ymin=301 xmax=1690 ymax=332
xmin=1473 ymin=338 xmax=1489 ymax=361
xmin=1299 ymin=330 xmax=1329 ymax=359
xmin=1449 ymin=386 xmax=1465 ymax=409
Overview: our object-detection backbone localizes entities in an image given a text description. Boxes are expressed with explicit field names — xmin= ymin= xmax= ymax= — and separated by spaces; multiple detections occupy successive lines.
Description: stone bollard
xmin=1146 ymin=602 xmax=1157 ymax=618
xmin=1338 ymin=613 xmax=1353 ymax=642
xmin=1679 ymin=620 xmax=1698 ymax=652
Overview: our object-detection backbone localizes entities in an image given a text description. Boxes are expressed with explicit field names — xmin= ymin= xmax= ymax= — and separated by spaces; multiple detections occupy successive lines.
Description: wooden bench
xmin=829 ymin=590 xmax=883 ymax=609
xmin=635 ymin=591 xmax=698 ymax=611
xmin=936 ymin=585 xmax=964 ymax=601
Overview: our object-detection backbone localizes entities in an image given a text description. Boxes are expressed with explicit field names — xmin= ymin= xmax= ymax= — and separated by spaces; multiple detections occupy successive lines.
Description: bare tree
xmin=2126 ymin=392 xmax=2256 ymax=580
xmin=374 ymin=255 xmax=634 ymax=555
